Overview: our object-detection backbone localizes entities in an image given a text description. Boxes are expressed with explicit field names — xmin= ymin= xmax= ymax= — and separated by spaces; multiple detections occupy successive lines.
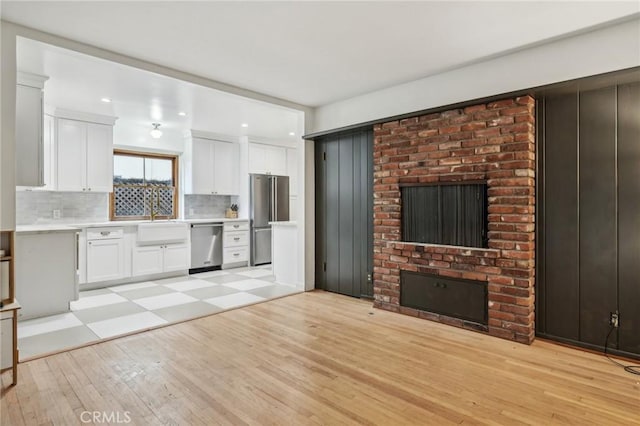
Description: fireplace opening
xmin=401 ymin=182 xmax=488 ymax=248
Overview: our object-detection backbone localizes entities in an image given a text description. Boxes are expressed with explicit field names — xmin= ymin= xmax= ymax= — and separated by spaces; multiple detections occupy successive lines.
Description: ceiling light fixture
xmin=241 ymin=123 xmax=249 ymax=128
xmin=289 ymin=132 xmax=295 ymax=136
xmin=101 ymin=97 xmax=112 ymax=103
xmin=178 ymin=112 xmax=187 ymax=116
xmin=150 ymin=123 xmax=162 ymax=139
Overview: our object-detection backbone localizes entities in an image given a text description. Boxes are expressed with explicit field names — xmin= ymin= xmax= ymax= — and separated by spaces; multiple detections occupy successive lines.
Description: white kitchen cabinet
xmin=87 ymin=238 xmax=125 ymax=283
xmin=0 ymin=315 xmax=14 ymax=370
xmin=184 ymin=135 xmax=239 ymax=195
xmin=133 ymin=244 xmax=189 ymax=276
xmin=15 ymin=73 xmax=48 ymax=187
xmin=222 ymin=221 xmax=249 ymax=267
xmin=56 ymin=116 xmax=115 ymax=192
xmin=248 ymin=143 xmax=287 ymax=176
xmin=132 ymin=245 xmax=163 ymax=276
xmin=286 ymin=148 xmax=298 ymax=196
xmin=163 ymin=244 xmax=189 ymax=272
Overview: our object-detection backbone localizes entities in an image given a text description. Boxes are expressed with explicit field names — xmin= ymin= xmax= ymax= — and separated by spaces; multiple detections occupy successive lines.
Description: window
xmin=401 ymin=183 xmax=488 ymax=248
xmin=110 ymin=150 xmax=178 ymax=220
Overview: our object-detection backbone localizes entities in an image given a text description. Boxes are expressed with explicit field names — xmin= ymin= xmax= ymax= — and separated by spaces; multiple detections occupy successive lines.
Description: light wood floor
xmin=2 ymin=290 xmax=639 ymax=425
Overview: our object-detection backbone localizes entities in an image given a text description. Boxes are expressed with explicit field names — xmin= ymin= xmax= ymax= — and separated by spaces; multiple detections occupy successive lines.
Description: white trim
xmin=188 ymin=129 xmax=237 ymax=144
xmin=16 ymin=71 xmax=48 ymax=89
xmin=52 ymin=108 xmax=118 ymax=126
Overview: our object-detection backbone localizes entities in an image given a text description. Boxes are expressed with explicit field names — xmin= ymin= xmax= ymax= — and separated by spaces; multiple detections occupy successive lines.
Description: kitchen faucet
xmin=149 ymin=188 xmax=160 ymax=221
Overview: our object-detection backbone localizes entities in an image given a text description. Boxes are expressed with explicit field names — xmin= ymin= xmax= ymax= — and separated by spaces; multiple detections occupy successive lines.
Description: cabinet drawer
xmin=87 ymin=228 xmax=124 ymax=240
xmin=223 ymin=247 xmax=248 ymax=264
xmin=223 ymin=221 xmax=249 ymax=232
xmin=224 ymin=231 xmax=248 ymax=248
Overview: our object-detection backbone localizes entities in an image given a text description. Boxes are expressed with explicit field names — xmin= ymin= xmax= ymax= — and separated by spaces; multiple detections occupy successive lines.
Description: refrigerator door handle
xmin=270 ymin=178 xmax=276 ymax=222
xmin=274 ymin=177 xmax=278 ymax=221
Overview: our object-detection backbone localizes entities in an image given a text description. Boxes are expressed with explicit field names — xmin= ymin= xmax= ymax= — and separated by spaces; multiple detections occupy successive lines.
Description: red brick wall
xmin=372 ymin=96 xmax=536 ymax=344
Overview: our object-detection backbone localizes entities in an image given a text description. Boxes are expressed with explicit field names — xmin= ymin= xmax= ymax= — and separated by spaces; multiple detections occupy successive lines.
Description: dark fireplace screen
xmin=401 ymin=183 xmax=488 ymax=248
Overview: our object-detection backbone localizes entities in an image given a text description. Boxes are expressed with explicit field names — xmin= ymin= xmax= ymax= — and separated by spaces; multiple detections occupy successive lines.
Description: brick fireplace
xmin=372 ymin=96 xmax=536 ymax=344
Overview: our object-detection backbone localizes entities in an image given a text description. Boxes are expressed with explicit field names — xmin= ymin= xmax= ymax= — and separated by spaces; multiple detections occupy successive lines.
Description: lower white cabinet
xmin=87 ymin=238 xmax=125 ymax=283
xmin=133 ymin=244 xmax=189 ymax=276
xmin=223 ymin=221 xmax=249 ymax=266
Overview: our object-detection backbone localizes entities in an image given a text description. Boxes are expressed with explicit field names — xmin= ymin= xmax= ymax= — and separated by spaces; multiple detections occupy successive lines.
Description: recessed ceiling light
xmin=241 ymin=123 xmax=249 ymax=128
xmin=178 ymin=112 xmax=187 ymax=116
xmin=101 ymin=97 xmax=112 ymax=103
xmin=289 ymin=132 xmax=295 ymax=136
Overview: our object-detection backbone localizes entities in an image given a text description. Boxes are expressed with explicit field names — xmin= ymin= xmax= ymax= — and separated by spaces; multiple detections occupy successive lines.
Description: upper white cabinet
xmin=15 ymin=72 xmax=48 ymax=187
xmin=248 ymin=143 xmax=287 ymax=176
xmin=184 ymin=133 xmax=240 ymax=195
xmin=56 ymin=111 xmax=116 ymax=192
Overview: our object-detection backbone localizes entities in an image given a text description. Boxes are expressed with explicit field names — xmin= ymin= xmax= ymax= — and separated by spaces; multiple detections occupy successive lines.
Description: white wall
xmin=312 ymin=18 xmax=640 ymax=133
xmin=1 ymin=21 xmax=17 ymax=230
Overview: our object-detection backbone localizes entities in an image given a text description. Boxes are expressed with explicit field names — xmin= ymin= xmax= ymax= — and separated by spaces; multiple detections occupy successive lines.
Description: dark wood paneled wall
xmin=315 ymin=128 xmax=374 ymax=298
xmin=538 ymin=82 xmax=640 ymax=356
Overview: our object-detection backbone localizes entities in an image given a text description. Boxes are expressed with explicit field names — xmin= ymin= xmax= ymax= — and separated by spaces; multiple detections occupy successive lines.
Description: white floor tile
xmin=224 ymin=279 xmax=273 ymax=291
xmin=236 ymin=269 xmax=274 ymax=278
xmin=204 ymin=292 xmax=265 ymax=309
xmin=192 ymin=270 xmax=229 ymax=278
xmin=18 ymin=312 xmax=83 ymax=339
xmin=133 ymin=292 xmax=198 ymax=311
xmin=87 ymin=312 xmax=167 ymax=339
xmin=163 ymin=279 xmax=218 ymax=292
xmin=109 ymin=281 xmax=157 ymax=293
xmin=70 ymin=293 xmax=128 ymax=311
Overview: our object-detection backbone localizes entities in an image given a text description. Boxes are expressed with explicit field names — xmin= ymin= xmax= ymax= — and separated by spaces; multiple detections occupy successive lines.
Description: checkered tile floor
xmin=18 ymin=265 xmax=300 ymax=360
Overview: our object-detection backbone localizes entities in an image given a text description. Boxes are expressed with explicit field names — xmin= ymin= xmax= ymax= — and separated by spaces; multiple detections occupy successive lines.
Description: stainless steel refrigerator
xmin=250 ymin=174 xmax=290 ymax=265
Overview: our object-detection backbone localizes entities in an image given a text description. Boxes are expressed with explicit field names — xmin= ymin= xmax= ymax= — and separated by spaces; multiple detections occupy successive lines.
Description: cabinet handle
xmin=234 ymin=237 xmax=240 ymax=241
xmin=88 ymin=242 xmax=92 ymax=245
xmin=233 ymin=253 xmax=240 ymax=257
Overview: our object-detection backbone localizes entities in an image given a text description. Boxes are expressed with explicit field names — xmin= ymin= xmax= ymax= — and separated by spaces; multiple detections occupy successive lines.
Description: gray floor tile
xmin=72 ymin=301 xmax=146 ymax=324
xmin=117 ymin=285 xmax=175 ymax=300
xmin=19 ymin=325 xmax=99 ymax=360
xmin=248 ymin=285 xmax=300 ymax=299
xmin=204 ymin=274 xmax=246 ymax=285
xmin=184 ymin=285 xmax=240 ymax=300
xmin=78 ymin=288 xmax=113 ymax=297
xmin=152 ymin=301 xmax=223 ymax=323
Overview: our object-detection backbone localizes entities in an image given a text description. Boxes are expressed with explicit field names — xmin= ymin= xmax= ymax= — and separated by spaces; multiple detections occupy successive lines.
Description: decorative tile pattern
xmin=16 ymin=191 xmax=109 ymax=225
xmin=17 ymin=266 xmax=302 ymax=360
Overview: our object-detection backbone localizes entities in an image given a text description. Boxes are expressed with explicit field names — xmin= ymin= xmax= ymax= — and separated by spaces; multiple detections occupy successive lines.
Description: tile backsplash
xmin=184 ymin=194 xmax=237 ymax=219
xmin=16 ymin=191 xmax=109 ymax=225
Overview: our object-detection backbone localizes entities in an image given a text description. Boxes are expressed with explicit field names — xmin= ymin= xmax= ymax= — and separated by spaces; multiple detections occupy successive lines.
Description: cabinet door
xmin=132 ymin=245 xmax=163 ymax=276
xmin=213 ymin=141 xmax=239 ymax=195
xmin=57 ymin=119 xmax=87 ymax=191
xmin=87 ymin=239 xmax=125 ymax=283
xmin=163 ymin=244 xmax=189 ymax=272
xmin=286 ymin=148 xmax=298 ymax=195
xmin=86 ymin=123 xmax=113 ymax=192
xmin=266 ymin=145 xmax=287 ymax=175
xmin=248 ymin=144 xmax=267 ymax=174
xmin=190 ymin=138 xmax=215 ymax=194
xmin=15 ymin=85 xmax=44 ymax=187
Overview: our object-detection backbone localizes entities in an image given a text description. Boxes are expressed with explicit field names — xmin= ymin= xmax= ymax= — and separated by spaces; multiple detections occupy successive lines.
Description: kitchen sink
xmin=137 ymin=222 xmax=189 ymax=244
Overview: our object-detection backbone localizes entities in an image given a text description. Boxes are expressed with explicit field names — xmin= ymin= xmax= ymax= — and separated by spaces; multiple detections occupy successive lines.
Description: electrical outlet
xmin=189 ymin=208 xmax=195 ymax=216
xmin=610 ymin=311 xmax=619 ymax=328
xmin=53 ymin=209 xmax=61 ymax=219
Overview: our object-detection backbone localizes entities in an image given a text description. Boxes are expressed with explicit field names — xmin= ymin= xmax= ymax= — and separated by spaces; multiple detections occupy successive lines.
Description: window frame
xmin=110 ymin=149 xmax=179 ymax=221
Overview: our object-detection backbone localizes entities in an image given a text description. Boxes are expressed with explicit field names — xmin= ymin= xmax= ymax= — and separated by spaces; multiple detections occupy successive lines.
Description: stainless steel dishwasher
xmin=189 ymin=223 xmax=223 ymax=273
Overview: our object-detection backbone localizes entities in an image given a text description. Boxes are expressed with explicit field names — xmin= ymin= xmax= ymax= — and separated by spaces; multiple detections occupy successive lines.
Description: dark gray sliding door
xmin=538 ymin=82 xmax=640 ymax=357
xmin=315 ymin=128 xmax=373 ymax=298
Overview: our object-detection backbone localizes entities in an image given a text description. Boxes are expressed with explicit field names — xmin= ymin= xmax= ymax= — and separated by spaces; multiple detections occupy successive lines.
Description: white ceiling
xmin=17 ymin=37 xmax=303 ymax=151
xmin=2 ymin=1 xmax=638 ymax=107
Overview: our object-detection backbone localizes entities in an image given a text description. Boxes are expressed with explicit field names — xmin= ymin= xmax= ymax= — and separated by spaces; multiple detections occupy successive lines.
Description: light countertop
xmin=269 ymin=221 xmax=297 ymax=227
xmin=15 ymin=218 xmax=249 ymax=233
